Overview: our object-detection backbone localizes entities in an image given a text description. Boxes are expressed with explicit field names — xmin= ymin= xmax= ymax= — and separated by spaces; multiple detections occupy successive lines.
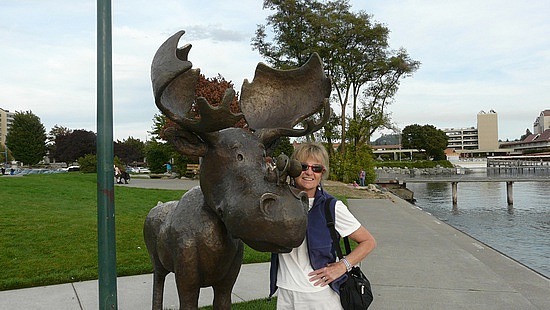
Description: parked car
xmin=63 ymin=166 xmax=80 ymax=172
xmin=127 ymin=166 xmax=150 ymax=174
xmin=137 ymin=167 xmax=150 ymax=173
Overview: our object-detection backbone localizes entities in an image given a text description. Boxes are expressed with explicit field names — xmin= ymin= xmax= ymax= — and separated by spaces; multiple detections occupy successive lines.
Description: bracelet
xmin=342 ymin=257 xmax=352 ymax=272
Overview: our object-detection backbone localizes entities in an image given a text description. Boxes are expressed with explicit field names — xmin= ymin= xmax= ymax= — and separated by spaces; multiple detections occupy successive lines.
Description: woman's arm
xmin=309 ymin=226 xmax=376 ymax=286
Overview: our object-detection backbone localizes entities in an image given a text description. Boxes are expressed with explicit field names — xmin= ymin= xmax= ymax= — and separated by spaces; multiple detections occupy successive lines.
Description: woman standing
xmin=270 ymin=142 xmax=376 ymax=309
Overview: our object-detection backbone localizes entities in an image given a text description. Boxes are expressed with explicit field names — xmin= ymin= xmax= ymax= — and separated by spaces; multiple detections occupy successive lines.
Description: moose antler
xmin=151 ymin=30 xmax=243 ymax=134
xmin=151 ymin=30 xmax=331 ymax=155
xmin=240 ymin=53 xmax=332 ymax=144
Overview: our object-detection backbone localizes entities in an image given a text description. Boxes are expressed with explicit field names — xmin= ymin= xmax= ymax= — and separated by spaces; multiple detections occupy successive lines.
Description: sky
xmin=1 ymin=0 xmax=549 ymax=142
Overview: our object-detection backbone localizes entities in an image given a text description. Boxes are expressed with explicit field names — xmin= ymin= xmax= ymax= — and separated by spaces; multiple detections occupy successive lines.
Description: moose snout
xmin=260 ymin=188 xmax=308 ymax=218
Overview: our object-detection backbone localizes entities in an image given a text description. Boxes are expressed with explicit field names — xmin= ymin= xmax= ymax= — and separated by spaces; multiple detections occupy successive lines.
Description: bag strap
xmin=324 ymin=198 xmax=352 ymax=259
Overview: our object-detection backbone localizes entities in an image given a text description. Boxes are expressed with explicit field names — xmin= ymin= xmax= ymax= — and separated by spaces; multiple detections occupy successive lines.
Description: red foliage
xmin=161 ymin=74 xmax=246 ymax=137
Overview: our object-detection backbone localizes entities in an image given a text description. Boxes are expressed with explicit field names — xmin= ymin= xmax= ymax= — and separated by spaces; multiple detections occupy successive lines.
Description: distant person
xmin=120 ymin=170 xmax=130 ymax=184
xmin=359 ymin=169 xmax=366 ymax=186
xmin=1 ymin=167 xmax=5 ymax=175
xmin=166 ymin=163 xmax=172 ymax=174
xmin=114 ymin=166 xmax=122 ymax=184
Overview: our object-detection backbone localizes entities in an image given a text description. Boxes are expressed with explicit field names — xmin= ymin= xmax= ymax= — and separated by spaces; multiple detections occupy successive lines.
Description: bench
xmin=186 ymin=163 xmax=200 ymax=179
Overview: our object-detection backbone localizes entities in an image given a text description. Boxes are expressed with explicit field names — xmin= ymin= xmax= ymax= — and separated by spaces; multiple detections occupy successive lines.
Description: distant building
xmin=442 ymin=110 xmax=501 ymax=157
xmin=533 ymin=109 xmax=550 ymax=134
xmin=477 ymin=110 xmax=499 ymax=150
xmin=444 ymin=126 xmax=478 ymax=151
xmin=374 ymin=109 xmax=549 ymax=158
xmin=500 ymin=109 xmax=550 ymax=154
xmin=0 ymin=108 xmax=15 ymax=146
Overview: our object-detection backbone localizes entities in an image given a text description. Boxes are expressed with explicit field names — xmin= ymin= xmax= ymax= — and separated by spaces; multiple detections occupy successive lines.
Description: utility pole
xmin=97 ymin=0 xmax=118 ymax=309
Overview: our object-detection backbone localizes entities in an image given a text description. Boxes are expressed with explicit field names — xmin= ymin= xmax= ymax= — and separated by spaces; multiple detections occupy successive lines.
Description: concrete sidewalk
xmin=349 ymin=197 xmax=549 ymax=309
xmin=0 ymin=262 xmax=270 ymax=309
xmin=1 ymin=179 xmax=548 ymax=309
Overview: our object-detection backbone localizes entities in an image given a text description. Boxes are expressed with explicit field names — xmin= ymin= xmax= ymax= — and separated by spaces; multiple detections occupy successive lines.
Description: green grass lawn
xmin=0 ymin=173 xmax=270 ymax=290
xmin=199 ymin=297 xmax=276 ymax=310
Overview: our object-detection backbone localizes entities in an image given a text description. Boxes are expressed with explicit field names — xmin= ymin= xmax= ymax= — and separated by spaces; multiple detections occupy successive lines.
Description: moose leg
xmin=174 ymin=278 xmax=200 ymax=310
xmin=151 ymin=267 xmax=168 ymax=310
xmin=212 ymin=243 xmax=244 ymax=310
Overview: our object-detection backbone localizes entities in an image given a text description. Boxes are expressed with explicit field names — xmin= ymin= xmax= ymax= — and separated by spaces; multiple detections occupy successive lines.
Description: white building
xmin=533 ymin=109 xmax=550 ymax=134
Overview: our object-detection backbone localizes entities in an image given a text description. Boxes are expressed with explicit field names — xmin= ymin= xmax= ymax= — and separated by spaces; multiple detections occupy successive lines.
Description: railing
xmin=375 ymin=167 xmax=550 ymax=206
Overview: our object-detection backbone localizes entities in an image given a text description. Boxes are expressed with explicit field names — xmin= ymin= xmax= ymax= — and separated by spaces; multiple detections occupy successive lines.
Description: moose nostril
xmin=260 ymin=193 xmax=278 ymax=217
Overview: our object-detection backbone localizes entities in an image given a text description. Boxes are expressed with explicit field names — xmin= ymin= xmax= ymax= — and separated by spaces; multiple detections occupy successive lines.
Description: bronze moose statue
xmin=143 ymin=30 xmax=331 ymax=310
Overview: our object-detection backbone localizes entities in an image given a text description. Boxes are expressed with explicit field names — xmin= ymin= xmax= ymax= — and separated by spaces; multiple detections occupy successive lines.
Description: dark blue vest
xmin=269 ymin=187 xmax=348 ymax=297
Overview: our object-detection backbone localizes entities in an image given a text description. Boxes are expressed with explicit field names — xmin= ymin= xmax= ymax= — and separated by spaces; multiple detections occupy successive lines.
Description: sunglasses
xmin=301 ymin=163 xmax=324 ymax=173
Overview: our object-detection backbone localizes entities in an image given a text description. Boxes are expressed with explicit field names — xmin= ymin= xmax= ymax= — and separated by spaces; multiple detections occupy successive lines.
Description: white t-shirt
xmin=277 ymin=198 xmax=361 ymax=292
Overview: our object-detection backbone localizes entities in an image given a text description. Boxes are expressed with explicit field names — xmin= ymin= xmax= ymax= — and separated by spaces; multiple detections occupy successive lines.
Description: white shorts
xmin=276 ymin=287 xmax=343 ymax=310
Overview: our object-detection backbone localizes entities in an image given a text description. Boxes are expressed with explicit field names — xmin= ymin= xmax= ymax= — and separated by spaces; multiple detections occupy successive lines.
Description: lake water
xmin=405 ymin=179 xmax=550 ymax=278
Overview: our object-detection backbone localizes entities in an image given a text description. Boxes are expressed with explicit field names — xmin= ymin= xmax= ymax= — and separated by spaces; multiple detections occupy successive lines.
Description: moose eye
xmin=237 ymin=153 xmax=244 ymax=161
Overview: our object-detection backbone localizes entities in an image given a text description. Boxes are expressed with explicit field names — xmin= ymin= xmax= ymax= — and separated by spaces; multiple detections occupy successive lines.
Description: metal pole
xmin=97 ymin=0 xmax=117 ymax=309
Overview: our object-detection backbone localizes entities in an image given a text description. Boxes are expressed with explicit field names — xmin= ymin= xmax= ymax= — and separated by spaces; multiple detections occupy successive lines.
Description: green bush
xmin=77 ymin=154 xmax=126 ymax=173
xmin=78 ymin=153 xmax=97 ymax=172
xmin=329 ymin=144 xmax=375 ymax=184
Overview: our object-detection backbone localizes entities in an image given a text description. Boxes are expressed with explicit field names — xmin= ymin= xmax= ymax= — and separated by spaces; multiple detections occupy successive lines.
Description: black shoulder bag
xmin=324 ymin=198 xmax=373 ymax=310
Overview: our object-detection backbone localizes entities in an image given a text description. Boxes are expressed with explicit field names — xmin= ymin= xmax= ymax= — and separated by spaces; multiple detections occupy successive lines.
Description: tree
xmin=145 ymin=140 xmax=172 ymax=174
xmin=271 ymin=136 xmax=294 ymax=158
xmin=47 ymin=125 xmax=71 ymax=161
xmin=252 ymin=0 xmax=420 ymax=153
xmin=5 ymin=111 xmax=47 ymax=166
xmin=329 ymin=143 xmax=375 ymax=184
xmin=520 ymin=128 xmax=532 ymax=141
xmin=52 ymin=129 xmax=96 ymax=163
xmin=401 ymin=124 xmax=448 ymax=160
xmin=48 ymin=125 xmax=71 ymax=143
xmin=114 ymin=137 xmax=145 ymax=165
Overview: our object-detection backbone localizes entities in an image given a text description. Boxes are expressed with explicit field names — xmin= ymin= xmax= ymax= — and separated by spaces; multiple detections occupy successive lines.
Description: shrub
xmin=78 ymin=154 xmax=97 ymax=173
xmin=329 ymin=144 xmax=375 ymax=184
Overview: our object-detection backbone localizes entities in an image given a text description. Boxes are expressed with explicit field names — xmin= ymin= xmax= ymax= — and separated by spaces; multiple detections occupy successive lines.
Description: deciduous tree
xmin=114 ymin=137 xmax=145 ymax=165
xmin=52 ymin=129 xmax=96 ymax=163
xmin=252 ymin=0 xmax=420 ymax=152
xmin=402 ymin=124 xmax=448 ymax=160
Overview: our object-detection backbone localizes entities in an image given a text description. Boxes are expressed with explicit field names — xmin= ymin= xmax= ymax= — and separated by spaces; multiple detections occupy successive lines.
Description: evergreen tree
xmin=5 ymin=111 xmax=47 ymax=166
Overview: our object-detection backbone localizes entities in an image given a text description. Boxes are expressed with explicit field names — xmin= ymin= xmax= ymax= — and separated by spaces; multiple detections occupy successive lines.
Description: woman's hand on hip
xmin=308 ymin=262 xmax=347 ymax=287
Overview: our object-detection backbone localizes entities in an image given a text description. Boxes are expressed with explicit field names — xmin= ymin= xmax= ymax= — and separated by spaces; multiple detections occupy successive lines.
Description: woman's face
xmin=294 ymin=156 xmax=325 ymax=198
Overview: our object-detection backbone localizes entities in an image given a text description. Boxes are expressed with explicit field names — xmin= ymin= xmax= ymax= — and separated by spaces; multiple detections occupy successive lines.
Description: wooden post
xmin=452 ymin=182 xmax=458 ymax=205
xmin=506 ymin=181 xmax=514 ymax=205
